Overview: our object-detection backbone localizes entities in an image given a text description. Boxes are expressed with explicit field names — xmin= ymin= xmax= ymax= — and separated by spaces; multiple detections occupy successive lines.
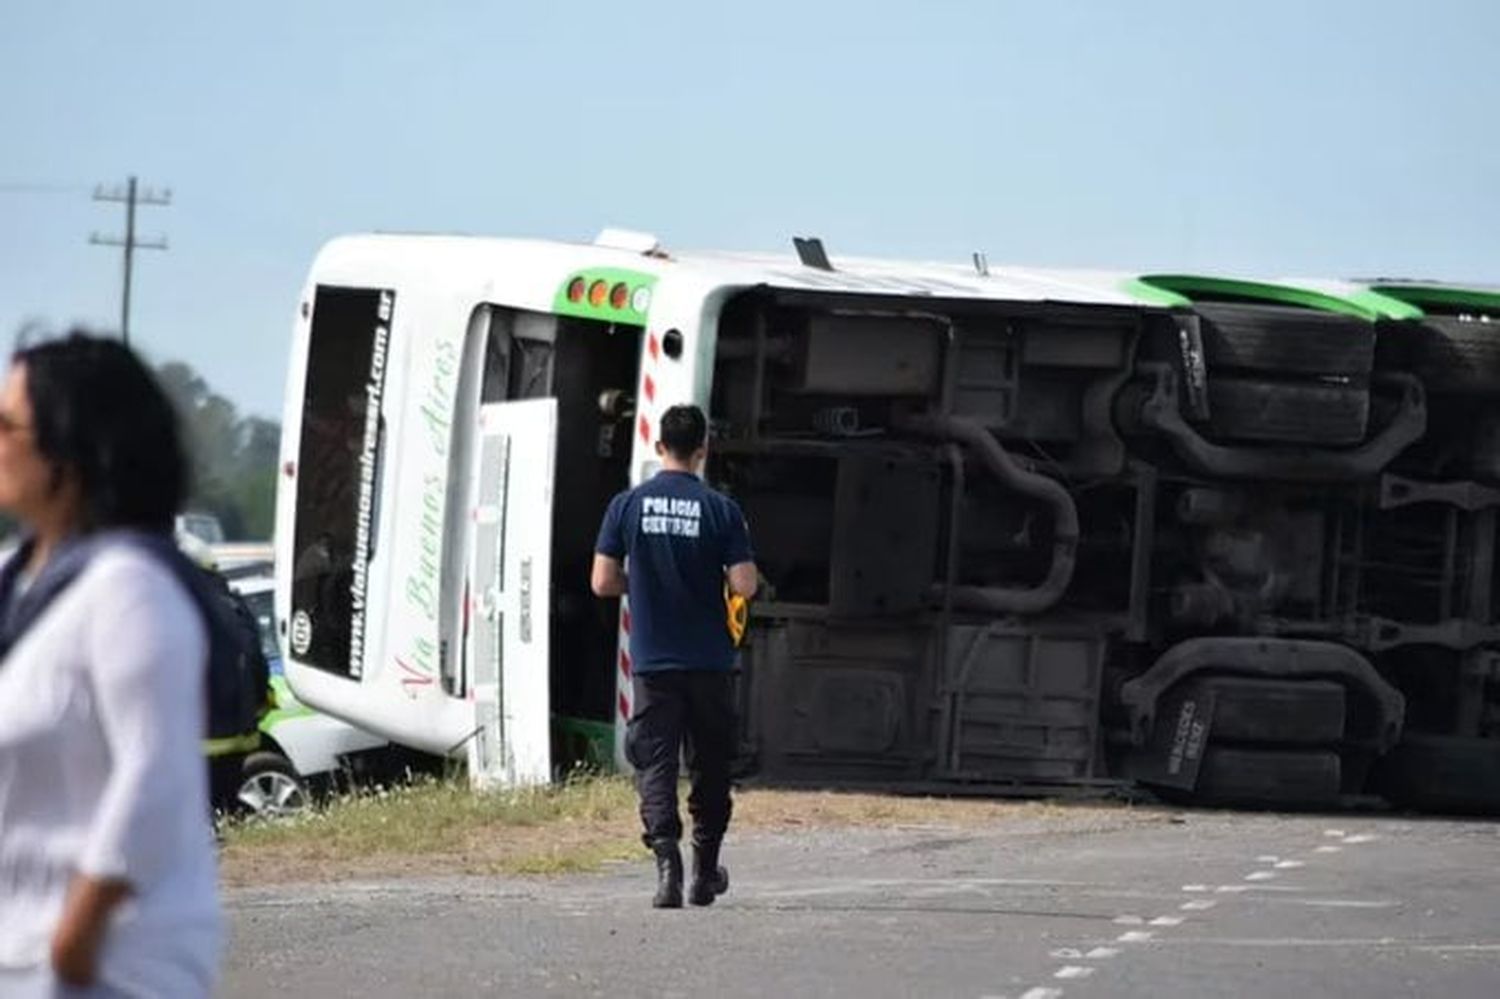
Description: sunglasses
xmin=0 ymin=412 xmax=32 ymax=436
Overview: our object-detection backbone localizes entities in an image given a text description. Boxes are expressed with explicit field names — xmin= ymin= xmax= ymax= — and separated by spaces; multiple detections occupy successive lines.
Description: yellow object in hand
xmin=725 ymin=587 xmax=749 ymax=647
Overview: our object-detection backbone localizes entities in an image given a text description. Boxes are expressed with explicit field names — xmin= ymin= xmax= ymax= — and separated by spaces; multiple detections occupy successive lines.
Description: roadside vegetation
xmin=156 ymin=359 xmax=279 ymax=539
xmin=220 ymin=772 xmax=1155 ymax=886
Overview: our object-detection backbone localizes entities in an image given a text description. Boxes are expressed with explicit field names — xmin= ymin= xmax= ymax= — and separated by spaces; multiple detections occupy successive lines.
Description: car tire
xmin=237 ymin=751 xmax=311 ymax=819
xmin=1206 ymin=377 xmax=1369 ymax=445
xmin=1370 ymin=733 xmax=1500 ymax=815
xmin=1184 ymin=676 xmax=1346 ymax=744
xmin=1196 ymin=303 xmax=1375 ymax=376
xmin=1192 ymin=747 xmax=1343 ymax=808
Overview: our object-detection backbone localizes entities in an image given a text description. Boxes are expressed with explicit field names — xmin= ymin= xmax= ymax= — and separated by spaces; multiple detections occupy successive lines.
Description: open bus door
xmin=465 ymin=397 xmax=556 ymax=787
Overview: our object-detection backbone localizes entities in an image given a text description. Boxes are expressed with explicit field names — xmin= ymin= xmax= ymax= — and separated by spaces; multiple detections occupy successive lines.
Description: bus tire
xmin=1390 ymin=317 xmax=1500 ymax=394
xmin=1196 ymin=303 xmax=1375 ymax=376
xmin=1186 ymin=676 xmax=1346 ymax=744
xmin=1192 ymin=747 xmax=1342 ymax=808
xmin=1206 ymin=377 xmax=1369 ymax=445
xmin=1371 ymin=733 xmax=1500 ymax=815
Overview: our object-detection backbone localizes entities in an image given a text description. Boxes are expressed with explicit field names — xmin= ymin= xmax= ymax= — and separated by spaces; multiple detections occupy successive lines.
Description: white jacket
xmin=0 ymin=545 xmax=222 ymax=996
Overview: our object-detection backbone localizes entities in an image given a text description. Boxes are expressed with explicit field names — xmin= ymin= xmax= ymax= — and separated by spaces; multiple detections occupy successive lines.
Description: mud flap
xmin=1128 ymin=685 xmax=1217 ymax=791
xmin=1174 ymin=312 xmax=1211 ymax=421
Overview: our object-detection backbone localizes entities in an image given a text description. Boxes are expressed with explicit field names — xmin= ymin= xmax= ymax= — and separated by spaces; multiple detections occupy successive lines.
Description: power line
xmin=89 ymin=176 xmax=171 ymax=347
xmin=0 ymin=182 xmax=88 ymax=194
xmin=0 ymin=182 xmax=90 ymax=196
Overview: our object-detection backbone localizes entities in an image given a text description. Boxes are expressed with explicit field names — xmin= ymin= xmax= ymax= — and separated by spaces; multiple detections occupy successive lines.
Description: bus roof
xmin=313 ymin=232 xmax=1493 ymax=318
xmin=311 ymin=232 xmax=1158 ymax=311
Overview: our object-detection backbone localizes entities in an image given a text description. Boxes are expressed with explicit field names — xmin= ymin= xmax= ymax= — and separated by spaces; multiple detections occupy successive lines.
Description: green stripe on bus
xmin=1369 ymin=283 xmax=1500 ymax=316
xmin=1129 ymin=274 xmax=1417 ymax=321
xmin=1120 ymin=277 xmax=1192 ymax=308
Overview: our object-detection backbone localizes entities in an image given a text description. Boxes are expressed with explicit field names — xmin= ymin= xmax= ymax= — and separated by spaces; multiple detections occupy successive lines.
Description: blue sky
xmin=2 ymin=0 xmax=1496 ymax=418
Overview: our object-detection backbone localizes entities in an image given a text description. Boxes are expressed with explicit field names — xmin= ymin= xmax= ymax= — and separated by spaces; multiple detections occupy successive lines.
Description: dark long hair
xmin=14 ymin=331 xmax=187 ymax=532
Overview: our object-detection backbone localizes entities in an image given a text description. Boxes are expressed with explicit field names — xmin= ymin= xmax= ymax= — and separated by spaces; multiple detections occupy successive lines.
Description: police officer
xmin=591 ymin=404 xmax=757 ymax=908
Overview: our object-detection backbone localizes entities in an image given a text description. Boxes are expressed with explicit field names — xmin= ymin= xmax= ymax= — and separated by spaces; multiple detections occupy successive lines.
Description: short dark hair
xmin=658 ymin=404 xmax=707 ymax=461
xmin=14 ymin=331 xmax=187 ymax=532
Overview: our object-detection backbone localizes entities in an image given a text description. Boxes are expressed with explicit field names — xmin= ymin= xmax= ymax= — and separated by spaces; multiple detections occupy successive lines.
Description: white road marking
xmin=752 ymin=877 xmax=1108 ymax=899
xmin=1151 ymin=937 xmax=1500 ymax=951
xmin=1055 ymin=966 xmax=1095 ymax=980
xmin=1010 ymin=816 xmax=1383 ymax=999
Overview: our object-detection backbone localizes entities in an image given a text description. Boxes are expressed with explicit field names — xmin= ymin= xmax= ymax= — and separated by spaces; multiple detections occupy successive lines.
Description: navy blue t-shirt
xmin=595 ymin=470 xmax=754 ymax=672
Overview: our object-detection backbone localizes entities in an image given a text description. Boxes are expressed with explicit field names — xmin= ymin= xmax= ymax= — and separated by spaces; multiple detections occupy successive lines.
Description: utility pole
xmin=90 ymin=176 xmax=170 ymax=347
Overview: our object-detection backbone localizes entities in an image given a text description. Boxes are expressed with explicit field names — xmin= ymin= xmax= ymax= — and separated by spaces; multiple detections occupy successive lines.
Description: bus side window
xmin=480 ymin=327 xmax=510 ymax=403
xmin=508 ymin=338 xmax=554 ymax=400
xmin=479 ymin=311 xmax=554 ymax=403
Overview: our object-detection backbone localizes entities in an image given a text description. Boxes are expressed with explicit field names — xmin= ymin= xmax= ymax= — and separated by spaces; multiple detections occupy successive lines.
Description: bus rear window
xmin=290 ymin=285 xmax=393 ymax=678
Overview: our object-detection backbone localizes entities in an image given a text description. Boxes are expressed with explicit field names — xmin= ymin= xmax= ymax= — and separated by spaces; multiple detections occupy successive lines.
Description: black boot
xmin=651 ymin=840 xmax=683 ymax=909
xmin=688 ymin=840 xmax=730 ymax=907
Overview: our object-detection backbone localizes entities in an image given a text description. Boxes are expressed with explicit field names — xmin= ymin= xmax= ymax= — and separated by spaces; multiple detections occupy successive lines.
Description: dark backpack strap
xmin=0 ymin=534 xmax=105 ymax=662
xmin=0 ymin=529 xmax=203 ymax=663
xmin=0 ymin=539 xmax=34 ymax=645
xmin=0 ymin=530 xmax=266 ymax=745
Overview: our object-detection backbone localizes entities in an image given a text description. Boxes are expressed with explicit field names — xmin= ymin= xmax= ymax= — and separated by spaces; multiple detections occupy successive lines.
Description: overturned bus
xmin=274 ymin=229 xmax=1500 ymax=812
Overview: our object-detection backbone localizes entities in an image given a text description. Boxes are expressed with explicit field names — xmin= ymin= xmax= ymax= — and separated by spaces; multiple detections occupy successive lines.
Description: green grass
xmin=221 ymin=772 xmax=642 ymax=880
xmin=220 ymin=772 xmax=1155 ymax=886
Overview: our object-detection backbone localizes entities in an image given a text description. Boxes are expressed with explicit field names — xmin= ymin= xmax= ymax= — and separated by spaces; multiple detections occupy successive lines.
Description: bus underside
xmin=697 ymin=286 xmax=1500 ymax=812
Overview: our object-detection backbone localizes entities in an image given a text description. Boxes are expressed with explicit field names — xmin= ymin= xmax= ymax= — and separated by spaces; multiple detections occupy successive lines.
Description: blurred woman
xmin=0 ymin=332 xmax=221 ymax=996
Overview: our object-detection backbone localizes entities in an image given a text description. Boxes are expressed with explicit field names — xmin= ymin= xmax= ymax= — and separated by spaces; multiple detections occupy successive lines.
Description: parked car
xmin=228 ymin=571 xmax=423 ymax=818
xmin=173 ymin=512 xmax=273 ymax=573
xmin=175 ymin=511 xmax=226 ymax=546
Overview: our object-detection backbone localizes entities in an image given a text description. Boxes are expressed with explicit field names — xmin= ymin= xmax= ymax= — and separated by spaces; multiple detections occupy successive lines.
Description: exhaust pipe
xmin=897 ymin=414 xmax=1079 ymax=614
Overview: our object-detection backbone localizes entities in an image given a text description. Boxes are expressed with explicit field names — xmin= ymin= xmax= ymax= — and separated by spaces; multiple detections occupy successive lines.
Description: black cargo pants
xmin=625 ymin=669 xmax=736 ymax=849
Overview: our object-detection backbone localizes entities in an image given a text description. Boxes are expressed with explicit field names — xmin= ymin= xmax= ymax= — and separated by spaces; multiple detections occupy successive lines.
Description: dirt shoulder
xmin=220 ymin=778 xmax=1170 ymax=888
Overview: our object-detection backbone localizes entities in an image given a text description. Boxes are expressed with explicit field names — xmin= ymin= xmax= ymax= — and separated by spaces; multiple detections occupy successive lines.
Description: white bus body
xmin=278 ymin=230 xmax=1472 ymax=811
xmin=274 ymin=231 xmax=1139 ymax=786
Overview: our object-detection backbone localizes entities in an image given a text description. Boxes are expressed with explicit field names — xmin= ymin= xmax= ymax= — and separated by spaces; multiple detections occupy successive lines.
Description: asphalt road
xmin=223 ymin=807 xmax=1500 ymax=998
